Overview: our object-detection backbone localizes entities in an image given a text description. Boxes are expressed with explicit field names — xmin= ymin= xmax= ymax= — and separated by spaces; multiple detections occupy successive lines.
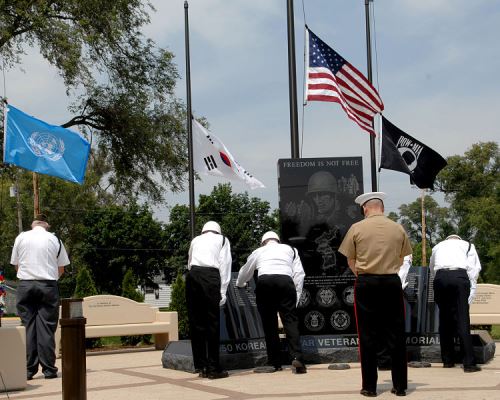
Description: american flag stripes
xmin=305 ymin=27 xmax=384 ymax=136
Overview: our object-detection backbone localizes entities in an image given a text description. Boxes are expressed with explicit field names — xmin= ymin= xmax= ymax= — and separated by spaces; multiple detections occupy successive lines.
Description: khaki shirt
xmin=339 ymin=212 xmax=412 ymax=275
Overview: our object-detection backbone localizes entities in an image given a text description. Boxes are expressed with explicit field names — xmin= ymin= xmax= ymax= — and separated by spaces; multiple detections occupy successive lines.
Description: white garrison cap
xmin=354 ymin=191 xmax=387 ymax=206
xmin=202 ymin=221 xmax=221 ymax=234
xmin=261 ymin=231 xmax=280 ymax=243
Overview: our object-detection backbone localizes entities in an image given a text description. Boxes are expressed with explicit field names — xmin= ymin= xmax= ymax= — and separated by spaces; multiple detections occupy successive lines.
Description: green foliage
xmin=73 ymin=266 xmax=98 ymax=298
xmin=168 ymin=272 xmax=189 ymax=339
xmin=73 ymin=265 xmax=102 ymax=348
xmin=196 ymin=184 xmax=279 ymax=268
xmin=121 ymin=268 xmax=143 ymax=302
xmin=79 ymin=203 xmax=166 ymax=294
xmin=120 ymin=268 xmax=150 ymax=346
xmin=164 ymin=184 xmax=278 ymax=279
xmin=436 ymin=142 xmax=499 ymax=283
xmin=390 ymin=195 xmax=452 ymax=265
xmin=0 ymin=0 xmax=188 ymax=202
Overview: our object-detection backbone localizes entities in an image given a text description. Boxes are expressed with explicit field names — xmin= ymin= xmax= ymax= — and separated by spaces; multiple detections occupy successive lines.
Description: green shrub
xmin=120 ymin=269 xmax=151 ymax=346
xmin=168 ymin=272 xmax=189 ymax=339
xmin=73 ymin=266 xmax=102 ymax=349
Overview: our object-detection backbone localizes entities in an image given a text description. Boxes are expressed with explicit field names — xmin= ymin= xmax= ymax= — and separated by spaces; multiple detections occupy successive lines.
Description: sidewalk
xmin=1 ymin=347 xmax=498 ymax=400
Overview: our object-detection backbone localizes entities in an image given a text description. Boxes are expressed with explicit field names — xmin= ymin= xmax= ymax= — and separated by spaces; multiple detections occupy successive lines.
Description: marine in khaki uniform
xmin=339 ymin=192 xmax=412 ymax=397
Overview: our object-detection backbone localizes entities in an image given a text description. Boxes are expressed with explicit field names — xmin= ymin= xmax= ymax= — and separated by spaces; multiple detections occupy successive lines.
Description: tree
xmin=73 ymin=266 xmax=98 ymax=299
xmin=396 ymin=195 xmax=453 ymax=249
xmin=78 ymin=203 xmax=166 ymax=294
xmin=164 ymin=184 xmax=279 ymax=278
xmin=0 ymin=159 xmax=110 ymax=290
xmin=0 ymin=1 xmax=187 ymax=202
xmin=435 ymin=142 xmax=499 ymax=283
xmin=168 ymin=272 xmax=189 ymax=339
xmin=121 ymin=268 xmax=143 ymax=302
xmin=196 ymin=184 xmax=279 ymax=268
xmin=74 ymin=265 xmax=102 ymax=348
xmin=120 ymin=268 xmax=150 ymax=345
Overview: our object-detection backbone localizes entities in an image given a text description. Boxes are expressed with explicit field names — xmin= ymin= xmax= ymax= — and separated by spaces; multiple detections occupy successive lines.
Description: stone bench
xmin=470 ymin=284 xmax=500 ymax=325
xmin=56 ymin=295 xmax=178 ymax=355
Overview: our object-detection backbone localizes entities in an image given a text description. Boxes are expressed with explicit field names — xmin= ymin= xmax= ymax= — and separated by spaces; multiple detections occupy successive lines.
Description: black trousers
xmin=255 ymin=274 xmax=303 ymax=367
xmin=354 ymin=274 xmax=407 ymax=392
xmin=16 ymin=280 xmax=60 ymax=377
xmin=434 ymin=269 xmax=475 ymax=367
xmin=185 ymin=266 xmax=222 ymax=372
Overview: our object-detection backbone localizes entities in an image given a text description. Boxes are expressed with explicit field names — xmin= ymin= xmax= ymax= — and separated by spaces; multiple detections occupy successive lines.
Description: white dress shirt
xmin=11 ymin=226 xmax=70 ymax=280
xmin=429 ymin=238 xmax=482 ymax=303
xmin=398 ymin=254 xmax=412 ymax=290
xmin=188 ymin=232 xmax=232 ymax=305
xmin=236 ymin=241 xmax=305 ymax=303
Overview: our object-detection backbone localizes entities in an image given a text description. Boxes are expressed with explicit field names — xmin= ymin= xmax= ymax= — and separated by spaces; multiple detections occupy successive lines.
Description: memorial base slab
xmin=163 ymin=331 xmax=495 ymax=372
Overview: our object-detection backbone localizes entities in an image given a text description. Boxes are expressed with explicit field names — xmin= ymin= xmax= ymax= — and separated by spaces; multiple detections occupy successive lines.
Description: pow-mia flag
xmin=380 ymin=116 xmax=447 ymax=189
xmin=192 ymin=118 xmax=265 ymax=189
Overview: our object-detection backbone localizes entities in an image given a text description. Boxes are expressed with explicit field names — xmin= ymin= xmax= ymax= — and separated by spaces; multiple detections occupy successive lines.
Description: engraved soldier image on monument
xmin=278 ymin=157 xmax=363 ymax=336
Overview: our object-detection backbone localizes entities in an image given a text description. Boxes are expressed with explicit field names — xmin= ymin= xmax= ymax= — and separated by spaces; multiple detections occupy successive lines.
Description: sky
xmin=3 ymin=0 xmax=499 ymax=221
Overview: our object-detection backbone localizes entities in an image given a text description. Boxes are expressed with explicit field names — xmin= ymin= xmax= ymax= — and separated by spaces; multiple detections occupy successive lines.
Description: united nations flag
xmin=3 ymin=104 xmax=90 ymax=184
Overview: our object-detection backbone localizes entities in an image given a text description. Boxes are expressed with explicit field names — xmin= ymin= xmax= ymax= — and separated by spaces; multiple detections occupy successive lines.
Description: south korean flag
xmin=192 ymin=118 xmax=265 ymax=190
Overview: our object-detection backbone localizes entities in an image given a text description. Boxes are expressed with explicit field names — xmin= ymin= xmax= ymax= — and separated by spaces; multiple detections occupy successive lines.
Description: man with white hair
xmin=429 ymin=234 xmax=482 ymax=373
xmin=339 ymin=192 xmax=412 ymax=397
xmin=236 ymin=231 xmax=307 ymax=374
xmin=186 ymin=221 xmax=232 ymax=379
xmin=11 ymin=213 xmax=70 ymax=380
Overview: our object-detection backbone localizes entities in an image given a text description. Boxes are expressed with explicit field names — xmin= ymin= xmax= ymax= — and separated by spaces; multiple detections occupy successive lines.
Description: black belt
xmin=436 ymin=268 xmax=465 ymax=272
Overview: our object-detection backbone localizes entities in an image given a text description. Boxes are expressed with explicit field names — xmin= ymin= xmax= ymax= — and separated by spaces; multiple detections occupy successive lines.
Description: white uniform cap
xmin=446 ymin=234 xmax=462 ymax=240
xmin=261 ymin=231 xmax=280 ymax=244
xmin=354 ymin=191 xmax=387 ymax=206
xmin=202 ymin=221 xmax=221 ymax=234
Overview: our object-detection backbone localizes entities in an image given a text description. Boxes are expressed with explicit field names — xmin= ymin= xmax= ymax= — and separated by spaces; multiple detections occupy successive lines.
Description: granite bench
xmin=470 ymin=283 xmax=500 ymax=325
xmin=56 ymin=295 xmax=178 ymax=355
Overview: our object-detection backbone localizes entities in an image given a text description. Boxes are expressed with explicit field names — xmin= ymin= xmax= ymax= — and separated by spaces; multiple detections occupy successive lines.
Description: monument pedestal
xmin=162 ymin=331 xmax=495 ymax=372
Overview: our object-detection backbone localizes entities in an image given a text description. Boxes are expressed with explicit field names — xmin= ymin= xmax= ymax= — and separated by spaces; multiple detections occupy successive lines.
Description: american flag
xmin=305 ymin=27 xmax=384 ymax=136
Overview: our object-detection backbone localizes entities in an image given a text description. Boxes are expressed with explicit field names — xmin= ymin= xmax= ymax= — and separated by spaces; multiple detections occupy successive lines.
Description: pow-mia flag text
xmin=192 ymin=118 xmax=265 ymax=189
xmin=380 ymin=116 xmax=447 ymax=189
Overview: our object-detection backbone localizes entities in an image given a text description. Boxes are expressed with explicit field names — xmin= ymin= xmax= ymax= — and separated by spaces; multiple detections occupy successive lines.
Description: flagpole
xmin=421 ymin=189 xmax=427 ymax=266
xmin=184 ymin=0 xmax=196 ymax=239
xmin=364 ymin=0 xmax=377 ymax=191
xmin=286 ymin=0 xmax=300 ymax=158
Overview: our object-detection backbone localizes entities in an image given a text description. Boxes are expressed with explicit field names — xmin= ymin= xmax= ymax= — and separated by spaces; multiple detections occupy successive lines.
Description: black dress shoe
xmin=207 ymin=370 xmax=229 ymax=379
xmin=391 ymin=388 xmax=406 ymax=396
xmin=443 ymin=363 xmax=455 ymax=368
xmin=292 ymin=359 xmax=307 ymax=374
xmin=360 ymin=389 xmax=377 ymax=397
xmin=197 ymin=368 xmax=208 ymax=378
xmin=273 ymin=366 xmax=283 ymax=372
xmin=44 ymin=373 xmax=58 ymax=379
xmin=464 ymin=365 xmax=481 ymax=373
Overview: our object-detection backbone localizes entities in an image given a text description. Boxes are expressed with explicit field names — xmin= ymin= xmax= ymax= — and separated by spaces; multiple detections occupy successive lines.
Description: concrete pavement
xmin=1 ymin=347 xmax=499 ymax=400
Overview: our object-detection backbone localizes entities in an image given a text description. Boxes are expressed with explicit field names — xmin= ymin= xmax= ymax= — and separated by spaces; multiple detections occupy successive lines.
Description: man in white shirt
xmin=429 ymin=234 xmax=482 ymax=373
xmin=186 ymin=221 xmax=232 ymax=379
xmin=236 ymin=231 xmax=307 ymax=374
xmin=11 ymin=214 xmax=70 ymax=380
